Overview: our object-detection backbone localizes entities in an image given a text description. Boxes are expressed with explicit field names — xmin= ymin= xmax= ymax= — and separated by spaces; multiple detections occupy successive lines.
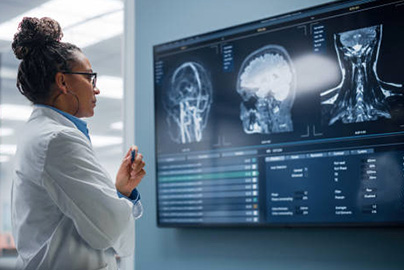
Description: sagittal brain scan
xmin=163 ymin=62 xmax=213 ymax=144
xmin=321 ymin=25 xmax=403 ymax=125
xmin=237 ymin=45 xmax=296 ymax=134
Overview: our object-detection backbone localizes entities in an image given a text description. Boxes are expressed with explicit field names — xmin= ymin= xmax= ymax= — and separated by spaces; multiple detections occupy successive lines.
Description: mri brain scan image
xmin=321 ymin=25 xmax=403 ymax=125
xmin=237 ymin=45 xmax=296 ymax=134
xmin=163 ymin=62 xmax=213 ymax=144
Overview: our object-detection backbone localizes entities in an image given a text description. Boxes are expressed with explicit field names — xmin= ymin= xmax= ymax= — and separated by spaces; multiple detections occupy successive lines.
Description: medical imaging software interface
xmin=153 ymin=0 xmax=404 ymax=226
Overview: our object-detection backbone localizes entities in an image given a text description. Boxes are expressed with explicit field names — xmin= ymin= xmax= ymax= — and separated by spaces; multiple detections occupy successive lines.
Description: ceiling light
xmin=0 ymin=127 xmax=14 ymax=137
xmin=0 ymin=155 xmax=10 ymax=163
xmin=110 ymin=121 xmax=123 ymax=130
xmin=97 ymin=75 xmax=123 ymax=99
xmin=0 ymin=104 xmax=33 ymax=121
xmin=91 ymin=135 xmax=122 ymax=148
xmin=64 ymin=10 xmax=123 ymax=48
xmin=0 ymin=0 xmax=123 ymax=48
xmin=0 ymin=144 xmax=17 ymax=155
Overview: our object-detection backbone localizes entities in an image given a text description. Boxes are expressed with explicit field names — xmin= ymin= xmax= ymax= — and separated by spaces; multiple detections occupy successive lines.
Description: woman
xmin=11 ymin=17 xmax=145 ymax=270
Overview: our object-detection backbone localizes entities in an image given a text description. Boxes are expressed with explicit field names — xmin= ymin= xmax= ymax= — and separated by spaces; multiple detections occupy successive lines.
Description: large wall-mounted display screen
xmin=153 ymin=0 xmax=404 ymax=227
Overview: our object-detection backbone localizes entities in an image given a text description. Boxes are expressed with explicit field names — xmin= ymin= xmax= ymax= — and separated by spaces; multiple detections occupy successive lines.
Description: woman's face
xmin=64 ymin=51 xmax=100 ymax=118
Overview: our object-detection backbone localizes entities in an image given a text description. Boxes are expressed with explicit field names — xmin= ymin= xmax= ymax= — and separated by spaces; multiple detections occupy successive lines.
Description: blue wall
xmin=133 ymin=1 xmax=404 ymax=269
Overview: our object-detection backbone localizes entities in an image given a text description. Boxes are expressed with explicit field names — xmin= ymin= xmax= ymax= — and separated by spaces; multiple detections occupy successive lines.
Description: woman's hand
xmin=115 ymin=146 xmax=146 ymax=197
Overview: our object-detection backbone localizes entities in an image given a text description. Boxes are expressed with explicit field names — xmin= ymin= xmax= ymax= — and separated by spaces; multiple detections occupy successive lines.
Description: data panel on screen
xmin=153 ymin=0 xmax=404 ymax=227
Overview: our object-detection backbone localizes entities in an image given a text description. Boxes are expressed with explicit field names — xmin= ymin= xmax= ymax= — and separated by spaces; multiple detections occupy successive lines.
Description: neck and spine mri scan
xmin=321 ymin=25 xmax=403 ymax=125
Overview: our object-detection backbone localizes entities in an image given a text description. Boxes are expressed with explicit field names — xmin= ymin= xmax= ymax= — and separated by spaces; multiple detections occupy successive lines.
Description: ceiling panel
xmin=0 ymin=0 xmax=50 ymax=24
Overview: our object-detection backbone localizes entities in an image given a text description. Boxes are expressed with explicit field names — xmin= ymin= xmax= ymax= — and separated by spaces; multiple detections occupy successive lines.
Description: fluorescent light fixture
xmin=0 ymin=104 xmax=33 ymax=121
xmin=110 ymin=121 xmax=123 ymax=130
xmin=0 ymin=127 xmax=14 ymax=137
xmin=0 ymin=0 xmax=123 ymax=48
xmin=97 ymin=75 xmax=123 ymax=99
xmin=91 ymin=135 xmax=122 ymax=148
xmin=0 ymin=155 xmax=10 ymax=163
xmin=0 ymin=144 xmax=17 ymax=155
xmin=64 ymin=10 xmax=123 ymax=48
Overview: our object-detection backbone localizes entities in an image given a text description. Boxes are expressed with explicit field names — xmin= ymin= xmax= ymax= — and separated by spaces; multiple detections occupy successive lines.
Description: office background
xmin=0 ymin=0 xmax=403 ymax=269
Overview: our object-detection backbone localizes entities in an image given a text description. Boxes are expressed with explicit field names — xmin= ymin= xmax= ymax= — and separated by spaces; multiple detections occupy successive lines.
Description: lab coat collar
xmin=34 ymin=104 xmax=90 ymax=141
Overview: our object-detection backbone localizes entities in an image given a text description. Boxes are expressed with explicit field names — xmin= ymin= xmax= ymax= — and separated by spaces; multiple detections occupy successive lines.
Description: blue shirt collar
xmin=37 ymin=104 xmax=90 ymax=141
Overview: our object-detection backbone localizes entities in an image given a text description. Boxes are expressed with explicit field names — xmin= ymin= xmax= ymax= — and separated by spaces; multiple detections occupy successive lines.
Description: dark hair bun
xmin=12 ymin=17 xmax=63 ymax=59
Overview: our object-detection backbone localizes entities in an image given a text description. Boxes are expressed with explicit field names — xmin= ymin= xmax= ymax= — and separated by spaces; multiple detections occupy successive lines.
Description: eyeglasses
xmin=62 ymin=71 xmax=97 ymax=88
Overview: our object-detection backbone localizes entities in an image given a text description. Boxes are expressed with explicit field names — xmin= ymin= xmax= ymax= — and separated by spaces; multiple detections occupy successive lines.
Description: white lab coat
xmin=11 ymin=105 xmax=143 ymax=270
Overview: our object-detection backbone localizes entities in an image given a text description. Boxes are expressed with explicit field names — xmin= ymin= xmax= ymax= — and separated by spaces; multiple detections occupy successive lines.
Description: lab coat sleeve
xmin=42 ymin=129 xmax=141 ymax=255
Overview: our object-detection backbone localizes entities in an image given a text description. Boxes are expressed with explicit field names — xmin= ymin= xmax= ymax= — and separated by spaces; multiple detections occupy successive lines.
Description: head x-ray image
xmin=237 ymin=45 xmax=296 ymax=134
xmin=163 ymin=62 xmax=213 ymax=144
xmin=321 ymin=25 xmax=403 ymax=125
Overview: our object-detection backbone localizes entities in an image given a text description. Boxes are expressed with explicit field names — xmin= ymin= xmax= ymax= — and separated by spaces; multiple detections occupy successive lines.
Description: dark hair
xmin=12 ymin=17 xmax=81 ymax=104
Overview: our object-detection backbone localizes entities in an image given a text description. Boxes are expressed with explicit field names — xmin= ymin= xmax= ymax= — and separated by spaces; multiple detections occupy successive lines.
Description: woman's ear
xmin=54 ymin=72 xmax=68 ymax=94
